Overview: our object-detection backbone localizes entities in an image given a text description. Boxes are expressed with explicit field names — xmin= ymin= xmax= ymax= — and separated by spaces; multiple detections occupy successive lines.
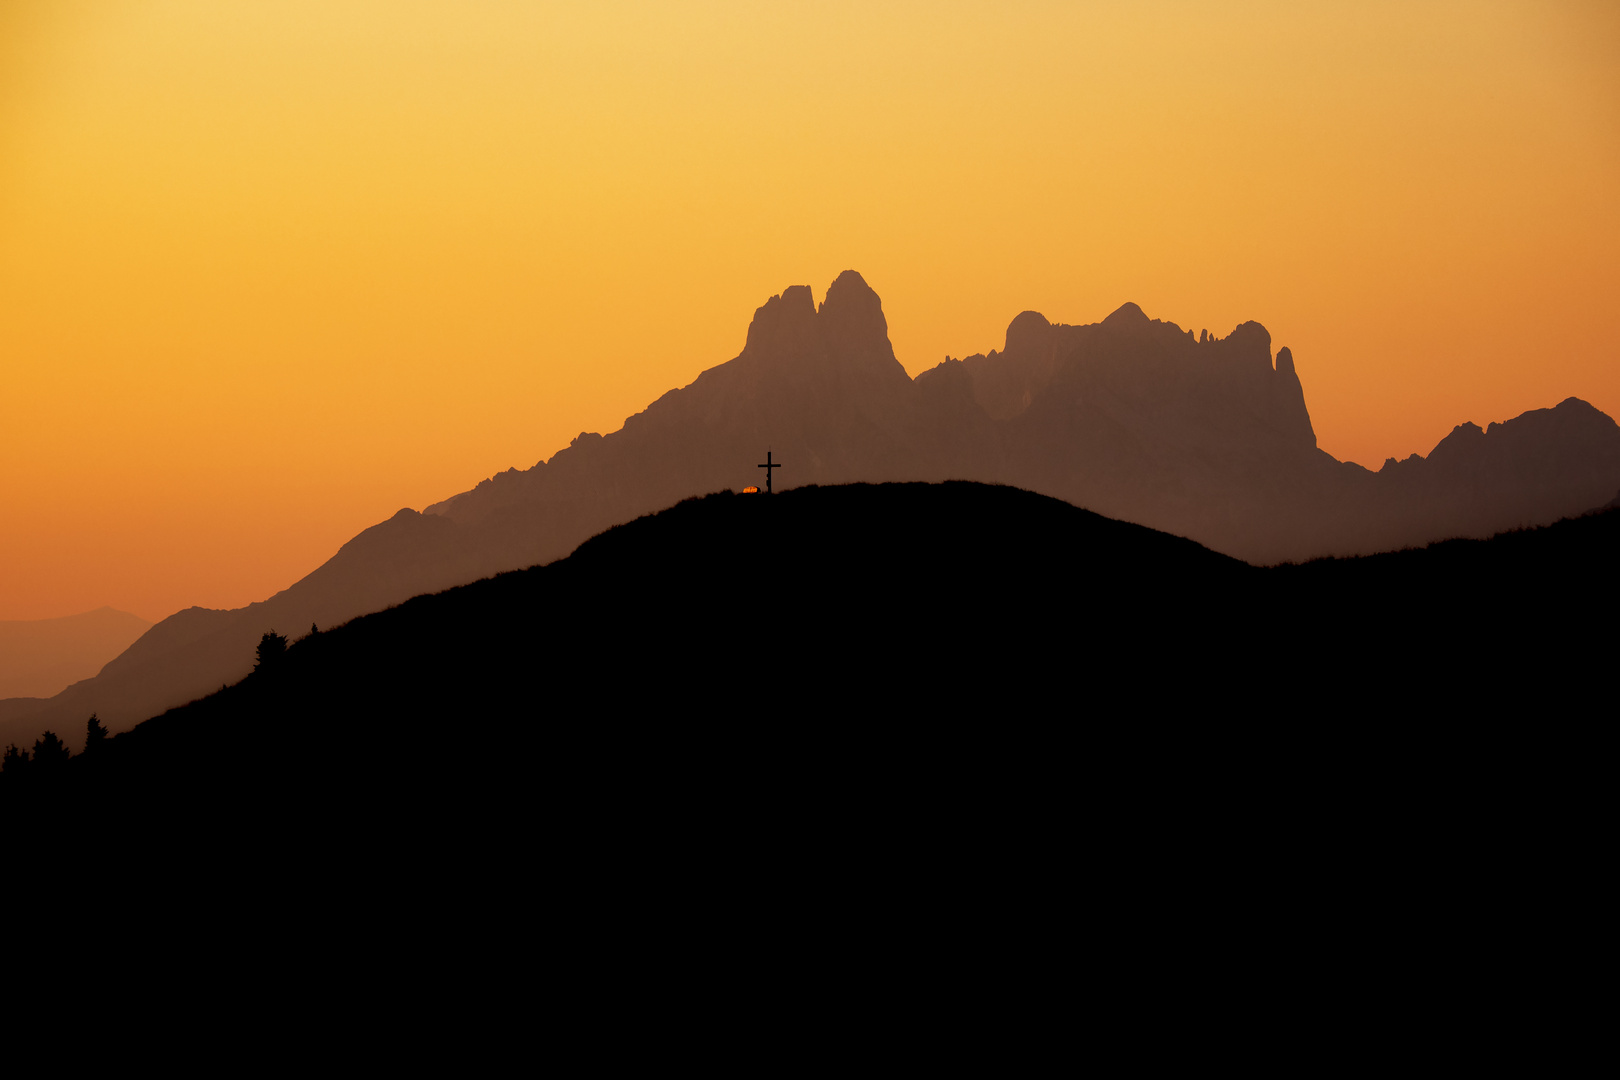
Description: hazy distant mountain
xmin=918 ymin=301 xmax=1620 ymax=561
xmin=0 ymin=607 xmax=151 ymax=700
xmin=0 ymin=510 xmax=484 ymax=751
xmin=6 ymin=270 xmax=1617 ymax=750
xmin=422 ymin=271 xmax=1620 ymax=563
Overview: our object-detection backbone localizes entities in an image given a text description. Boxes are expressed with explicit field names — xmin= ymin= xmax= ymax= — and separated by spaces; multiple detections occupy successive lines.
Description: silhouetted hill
xmin=0 ymin=607 xmax=151 ymax=700
xmin=0 ymin=484 xmax=1246 ymax=834
xmin=6 ymin=482 xmax=1613 ymax=906
xmin=0 ymin=509 xmax=486 ymax=752
xmin=11 ymin=271 xmax=1617 ymax=751
xmin=15 ymin=482 xmax=1603 ymax=1041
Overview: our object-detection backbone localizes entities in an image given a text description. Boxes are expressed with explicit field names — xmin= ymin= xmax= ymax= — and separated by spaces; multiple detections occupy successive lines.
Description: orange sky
xmin=2 ymin=1 xmax=1617 ymax=622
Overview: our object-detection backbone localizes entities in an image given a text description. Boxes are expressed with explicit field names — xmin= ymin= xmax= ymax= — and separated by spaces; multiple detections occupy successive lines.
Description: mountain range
xmin=0 ymin=607 xmax=152 ymax=700
xmin=5 ymin=270 xmax=1617 ymax=751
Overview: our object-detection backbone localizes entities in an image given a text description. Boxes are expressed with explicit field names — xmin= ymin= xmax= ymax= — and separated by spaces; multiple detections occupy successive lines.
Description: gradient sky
xmin=2 ymin=0 xmax=1617 ymax=621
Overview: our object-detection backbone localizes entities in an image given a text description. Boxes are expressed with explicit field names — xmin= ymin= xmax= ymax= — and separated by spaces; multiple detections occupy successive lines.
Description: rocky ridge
xmin=5 ymin=269 xmax=1617 ymax=749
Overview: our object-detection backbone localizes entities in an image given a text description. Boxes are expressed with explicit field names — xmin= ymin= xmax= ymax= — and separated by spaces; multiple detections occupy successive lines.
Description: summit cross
xmin=757 ymin=450 xmax=782 ymax=494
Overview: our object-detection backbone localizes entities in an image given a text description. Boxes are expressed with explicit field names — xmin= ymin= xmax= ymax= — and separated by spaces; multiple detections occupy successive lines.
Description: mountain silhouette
xmin=8 ymin=482 xmax=1613 ymax=840
xmin=0 ymin=607 xmax=152 ymax=700
xmin=425 ymin=270 xmax=1620 ymax=563
xmin=5 ymin=270 xmax=1617 ymax=751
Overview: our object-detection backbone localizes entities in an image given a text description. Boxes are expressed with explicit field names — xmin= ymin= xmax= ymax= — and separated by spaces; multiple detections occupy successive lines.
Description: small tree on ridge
xmin=85 ymin=714 xmax=109 ymax=753
xmin=256 ymin=630 xmax=289 ymax=672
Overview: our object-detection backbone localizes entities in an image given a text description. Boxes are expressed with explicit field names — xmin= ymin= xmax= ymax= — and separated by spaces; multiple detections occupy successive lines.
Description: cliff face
xmin=8 ymin=270 xmax=1618 ymax=750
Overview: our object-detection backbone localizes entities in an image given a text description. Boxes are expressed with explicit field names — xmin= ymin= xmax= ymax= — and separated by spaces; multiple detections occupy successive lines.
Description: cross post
xmin=757 ymin=450 xmax=782 ymax=494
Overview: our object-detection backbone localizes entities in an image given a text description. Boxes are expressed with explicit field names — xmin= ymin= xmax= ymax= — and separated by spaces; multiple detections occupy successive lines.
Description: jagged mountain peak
xmin=743 ymin=284 xmax=818 ymax=358
xmin=11 ymin=274 xmax=1619 ymax=758
xmin=1494 ymin=396 xmax=1618 ymax=435
xmin=1102 ymin=301 xmax=1150 ymax=327
xmin=741 ymin=270 xmax=896 ymax=366
xmin=1431 ymin=398 xmax=1619 ymax=464
xmin=1221 ymin=320 xmax=1273 ymax=365
xmin=1004 ymin=310 xmax=1054 ymax=355
xmin=818 ymin=269 xmax=890 ymax=357
xmin=819 ymin=269 xmax=879 ymax=313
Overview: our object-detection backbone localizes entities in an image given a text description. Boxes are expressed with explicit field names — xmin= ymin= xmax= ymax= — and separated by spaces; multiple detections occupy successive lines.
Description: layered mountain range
xmin=0 ymin=607 xmax=152 ymax=700
xmin=5 ymin=269 xmax=1617 ymax=749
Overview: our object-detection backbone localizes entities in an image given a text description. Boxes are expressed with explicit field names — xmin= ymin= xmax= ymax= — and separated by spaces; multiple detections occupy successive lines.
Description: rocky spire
xmin=743 ymin=284 xmax=818 ymax=358
xmin=817 ymin=270 xmax=892 ymax=359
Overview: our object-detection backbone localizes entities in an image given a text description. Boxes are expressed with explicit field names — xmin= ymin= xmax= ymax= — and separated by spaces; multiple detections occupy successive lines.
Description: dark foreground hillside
xmin=5 ymin=482 xmax=1610 ymax=906
xmin=6 ymin=483 xmax=1243 ymax=815
xmin=6 ymin=476 xmax=1613 ymax=965
xmin=7 ymin=478 xmax=1608 ymax=1029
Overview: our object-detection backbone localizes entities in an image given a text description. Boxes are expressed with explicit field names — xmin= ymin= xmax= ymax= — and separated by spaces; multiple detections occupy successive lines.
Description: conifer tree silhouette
xmin=1 ymin=743 xmax=27 ymax=777
xmin=85 ymin=714 xmax=109 ymax=753
xmin=31 ymin=732 xmax=69 ymax=772
xmin=256 ymin=630 xmax=289 ymax=672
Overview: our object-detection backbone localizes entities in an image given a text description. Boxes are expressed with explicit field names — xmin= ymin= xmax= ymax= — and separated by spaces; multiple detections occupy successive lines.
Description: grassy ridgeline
xmin=5 ymin=482 xmax=1611 ymax=849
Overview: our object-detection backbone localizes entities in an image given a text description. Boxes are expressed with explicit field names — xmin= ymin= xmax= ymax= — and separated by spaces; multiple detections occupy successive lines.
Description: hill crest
xmin=7 ymin=271 xmax=1617 ymax=748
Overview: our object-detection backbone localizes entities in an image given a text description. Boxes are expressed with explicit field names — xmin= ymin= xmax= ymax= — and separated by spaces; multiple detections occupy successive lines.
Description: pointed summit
xmin=818 ymin=270 xmax=890 ymax=356
xmin=1102 ymin=302 xmax=1149 ymax=328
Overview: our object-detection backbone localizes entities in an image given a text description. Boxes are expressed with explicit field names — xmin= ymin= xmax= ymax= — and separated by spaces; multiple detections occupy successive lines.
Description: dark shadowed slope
xmin=15 ymin=482 xmax=1603 ymax=1021
xmin=0 ymin=508 xmax=482 ymax=747
xmin=1 ymin=482 xmax=1257 ymax=822
xmin=8 ymin=270 xmax=1617 ymax=751
xmin=8 ymin=482 xmax=1612 ymax=841
xmin=0 ymin=608 xmax=151 ymax=700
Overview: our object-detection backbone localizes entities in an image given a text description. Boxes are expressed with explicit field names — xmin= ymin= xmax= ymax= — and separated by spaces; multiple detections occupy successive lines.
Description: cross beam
xmin=757 ymin=450 xmax=782 ymax=494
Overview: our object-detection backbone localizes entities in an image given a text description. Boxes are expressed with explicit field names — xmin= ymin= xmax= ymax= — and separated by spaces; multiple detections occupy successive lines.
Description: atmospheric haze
xmin=1 ymin=1 xmax=1617 ymax=621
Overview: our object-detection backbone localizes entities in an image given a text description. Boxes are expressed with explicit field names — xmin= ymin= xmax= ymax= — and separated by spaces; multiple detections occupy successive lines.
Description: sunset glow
xmin=2 ymin=1 xmax=1616 ymax=621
